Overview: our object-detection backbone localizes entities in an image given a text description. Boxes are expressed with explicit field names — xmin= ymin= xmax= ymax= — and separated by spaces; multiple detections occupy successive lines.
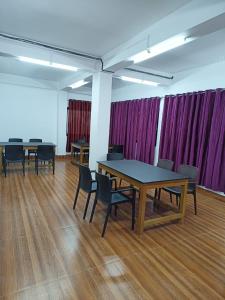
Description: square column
xmin=89 ymin=71 xmax=112 ymax=170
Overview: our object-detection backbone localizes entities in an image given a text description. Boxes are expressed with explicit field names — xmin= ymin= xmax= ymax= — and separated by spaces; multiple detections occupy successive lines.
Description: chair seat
xmin=5 ymin=158 xmax=24 ymax=163
xmin=91 ymin=181 xmax=97 ymax=192
xmin=111 ymin=192 xmax=131 ymax=204
xmin=163 ymin=186 xmax=194 ymax=194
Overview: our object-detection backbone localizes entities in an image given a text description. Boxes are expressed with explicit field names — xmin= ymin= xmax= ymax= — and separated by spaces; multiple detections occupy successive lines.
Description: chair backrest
xmin=96 ymin=172 xmax=112 ymax=204
xmin=76 ymin=137 xmax=86 ymax=144
xmin=8 ymin=138 xmax=23 ymax=142
xmin=157 ymin=159 xmax=174 ymax=171
xmin=78 ymin=164 xmax=93 ymax=192
xmin=107 ymin=152 xmax=124 ymax=161
xmin=177 ymin=164 xmax=198 ymax=190
xmin=111 ymin=144 xmax=123 ymax=153
xmin=5 ymin=145 xmax=24 ymax=161
xmin=29 ymin=139 xmax=42 ymax=143
xmin=37 ymin=145 xmax=55 ymax=160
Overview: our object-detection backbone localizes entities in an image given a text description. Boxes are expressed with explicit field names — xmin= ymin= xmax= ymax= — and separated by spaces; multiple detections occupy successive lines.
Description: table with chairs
xmin=73 ymin=157 xmax=198 ymax=237
xmin=0 ymin=138 xmax=56 ymax=176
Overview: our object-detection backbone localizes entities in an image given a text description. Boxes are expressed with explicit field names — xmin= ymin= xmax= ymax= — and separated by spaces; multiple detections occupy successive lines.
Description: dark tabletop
xmin=0 ymin=142 xmax=56 ymax=146
xmin=98 ymin=160 xmax=188 ymax=184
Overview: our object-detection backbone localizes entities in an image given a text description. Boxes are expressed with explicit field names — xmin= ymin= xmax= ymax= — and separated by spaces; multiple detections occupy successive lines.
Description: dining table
xmin=98 ymin=159 xmax=189 ymax=235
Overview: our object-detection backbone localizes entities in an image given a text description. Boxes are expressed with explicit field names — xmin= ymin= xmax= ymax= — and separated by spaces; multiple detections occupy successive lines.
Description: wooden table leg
xmin=80 ymin=148 xmax=84 ymax=164
xmin=179 ymin=182 xmax=188 ymax=223
xmin=136 ymin=186 xmax=146 ymax=235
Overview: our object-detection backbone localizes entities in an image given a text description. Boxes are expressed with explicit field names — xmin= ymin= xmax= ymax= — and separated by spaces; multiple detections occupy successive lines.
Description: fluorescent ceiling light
xmin=130 ymin=36 xmax=193 ymax=64
xmin=18 ymin=56 xmax=50 ymax=66
xmin=120 ymin=76 xmax=159 ymax=86
xmin=17 ymin=56 xmax=78 ymax=71
xmin=69 ymin=80 xmax=89 ymax=89
xmin=51 ymin=62 xmax=78 ymax=71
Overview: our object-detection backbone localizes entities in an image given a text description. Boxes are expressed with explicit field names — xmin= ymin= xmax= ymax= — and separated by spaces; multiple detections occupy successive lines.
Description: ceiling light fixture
xmin=18 ymin=56 xmax=78 ymax=71
xmin=69 ymin=80 xmax=89 ymax=89
xmin=120 ymin=76 xmax=159 ymax=86
xmin=130 ymin=35 xmax=193 ymax=64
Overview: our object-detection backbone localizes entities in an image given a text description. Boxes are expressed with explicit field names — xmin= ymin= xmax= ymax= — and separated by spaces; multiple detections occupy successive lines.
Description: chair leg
xmin=157 ymin=188 xmax=161 ymax=200
xmin=89 ymin=194 xmax=97 ymax=223
xmin=119 ymin=178 xmax=122 ymax=187
xmin=170 ymin=193 xmax=173 ymax=203
xmin=154 ymin=188 xmax=158 ymax=199
xmin=101 ymin=205 xmax=111 ymax=237
xmin=22 ymin=160 xmax=25 ymax=176
xmin=193 ymin=191 xmax=197 ymax=215
xmin=3 ymin=160 xmax=6 ymax=177
xmin=176 ymin=195 xmax=179 ymax=206
xmin=35 ymin=158 xmax=38 ymax=175
xmin=83 ymin=193 xmax=91 ymax=220
xmin=73 ymin=186 xmax=80 ymax=210
xmin=114 ymin=205 xmax=118 ymax=216
xmin=53 ymin=158 xmax=55 ymax=175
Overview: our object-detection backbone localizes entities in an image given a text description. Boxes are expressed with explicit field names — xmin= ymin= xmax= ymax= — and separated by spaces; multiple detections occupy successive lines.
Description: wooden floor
xmin=1 ymin=160 xmax=225 ymax=299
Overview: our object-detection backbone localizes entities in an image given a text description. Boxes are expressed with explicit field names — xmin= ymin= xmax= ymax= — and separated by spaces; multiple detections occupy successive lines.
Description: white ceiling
xmin=0 ymin=0 xmax=225 ymax=91
xmin=0 ymin=0 xmax=189 ymax=56
xmin=138 ymin=28 xmax=225 ymax=74
xmin=0 ymin=56 xmax=75 ymax=81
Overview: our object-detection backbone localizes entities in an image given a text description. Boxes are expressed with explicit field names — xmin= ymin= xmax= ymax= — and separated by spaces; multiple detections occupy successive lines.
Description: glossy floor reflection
xmin=0 ymin=160 xmax=225 ymax=299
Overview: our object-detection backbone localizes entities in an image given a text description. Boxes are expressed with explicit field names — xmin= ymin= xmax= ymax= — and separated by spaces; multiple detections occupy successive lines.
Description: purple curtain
xmin=159 ymin=89 xmax=225 ymax=193
xmin=109 ymin=101 xmax=129 ymax=146
xmin=110 ymin=98 xmax=160 ymax=164
xmin=136 ymin=98 xmax=160 ymax=164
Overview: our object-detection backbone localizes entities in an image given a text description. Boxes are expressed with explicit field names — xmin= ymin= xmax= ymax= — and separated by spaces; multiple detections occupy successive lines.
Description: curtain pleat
xmin=159 ymin=89 xmax=225 ymax=193
xmin=109 ymin=98 xmax=160 ymax=164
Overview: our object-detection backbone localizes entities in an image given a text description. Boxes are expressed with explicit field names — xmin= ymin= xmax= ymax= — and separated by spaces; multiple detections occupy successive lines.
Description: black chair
xmin=111 ymin=145 xmax=124 ymax=154
xmin=90 ymin=172 xmax=136 ymax=237
xmin=107 ymin=152 xmax=125 ymax=188
xmin=155 ymin=159 xmax=174 ymax=199
xmin=35 ymin=145 xmax=55 ymax=175
xmin=2 ymin=145 xmax=25 ymax=177
xmin=8 ymin=138 xmax=23 ymax=142
xmin=73 ymin=164 xmax=97 ymax=220
xmin=162 ymin=164 xmax=198 ymax=215
xmin=28 ymin=139 xmax=42 ymax=163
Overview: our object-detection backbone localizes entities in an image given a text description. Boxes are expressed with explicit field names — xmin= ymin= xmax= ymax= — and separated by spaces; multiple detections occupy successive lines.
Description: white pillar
xmin=154 ymin=97 xmax=165 ymax=165
xmin=89 ymin=71 xmax=112 ymax=170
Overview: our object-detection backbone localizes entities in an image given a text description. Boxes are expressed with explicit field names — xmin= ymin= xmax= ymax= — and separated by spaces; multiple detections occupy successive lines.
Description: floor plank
xmin=0 ymin=160 xmax=225 ymax=299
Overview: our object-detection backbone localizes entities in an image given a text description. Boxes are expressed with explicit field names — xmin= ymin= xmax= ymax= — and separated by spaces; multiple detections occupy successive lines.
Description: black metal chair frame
xmin=155 ymin=159 xmax=174 ymax=199
xmin=28 ymin=139 xmax=42 ymax=164
xmin=160 ymin=164 xmax=198 ymax=215
xmin=2 ymin=145 xmax=25 ymax=177
xmin=106 ymin=152 xmax=125 ymax=189
xmin=90 ymin=172 xmax=136 ymax=237
xmin=73 ymin=164 xmax=97 ymax=220
xmin=35 ymin=145 xmax=55 ymax=175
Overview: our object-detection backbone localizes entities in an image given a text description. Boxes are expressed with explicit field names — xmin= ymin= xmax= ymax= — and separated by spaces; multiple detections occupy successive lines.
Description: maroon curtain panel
xmin=109 ymin=98 xmax=160 ymax=164
xmin=159 ymin=89 xmax=225 ymax=193
xmin=66 ymin=100 xmax=91 ymax=152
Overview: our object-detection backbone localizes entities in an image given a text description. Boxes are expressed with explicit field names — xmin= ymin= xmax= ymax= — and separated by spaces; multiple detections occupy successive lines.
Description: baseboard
xmin=197 ymin=186 xmax=225 ymax=202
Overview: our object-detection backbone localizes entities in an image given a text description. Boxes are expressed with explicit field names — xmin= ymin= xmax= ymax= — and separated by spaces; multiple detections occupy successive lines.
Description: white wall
xmin=0 ymin=74 xmax=94 ymax=155
xmin=112 ymin=84 xmax=166 ymax=101
xmin=166 ymin=60 xmax=225 ymax=95
xmin=0 ymin=82 xmax=58 ymax=143
xmin=112 ymin=60 xmax=225 ymax=101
